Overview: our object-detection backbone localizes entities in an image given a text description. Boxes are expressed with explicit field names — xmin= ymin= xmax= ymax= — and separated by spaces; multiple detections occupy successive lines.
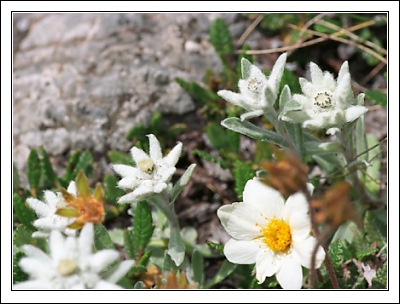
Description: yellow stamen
xmin=260 ymin=218 xmax=292 ymax=252
xmin=57 ymin=258 xmax=77 ymax=276
xmin=138 ymin=159 xmax=155 ymax=174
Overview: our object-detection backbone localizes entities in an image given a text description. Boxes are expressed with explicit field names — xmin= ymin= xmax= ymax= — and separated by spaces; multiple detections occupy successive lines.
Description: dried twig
xmin=238 ymin=14 xmax=264 ymax=46
xmin=361 ymin=61 xmax=387 ymax=85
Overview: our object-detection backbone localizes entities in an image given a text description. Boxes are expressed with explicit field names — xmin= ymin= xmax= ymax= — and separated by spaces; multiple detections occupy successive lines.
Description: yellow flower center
xmin=314 ymin=92 xmax=333 ymax=109
xmin=138 ymin=159 xmax=155 ymax=174
xmin=260 ymin=218 xmax=292 ymax=252
xmin=247 ymin=78 xmax=263 ymax=94
xmin=57 ymin=258 xmax=77 ymax=276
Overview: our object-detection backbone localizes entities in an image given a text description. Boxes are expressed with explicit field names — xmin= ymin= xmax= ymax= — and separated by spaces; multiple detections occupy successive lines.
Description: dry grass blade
xmin=238 ymin=14 xmax=264 ymax=46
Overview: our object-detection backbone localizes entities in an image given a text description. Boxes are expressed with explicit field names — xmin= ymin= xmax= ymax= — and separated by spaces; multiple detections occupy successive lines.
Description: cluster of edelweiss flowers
xmin=15 ymin=53 xmax=368 ymax=290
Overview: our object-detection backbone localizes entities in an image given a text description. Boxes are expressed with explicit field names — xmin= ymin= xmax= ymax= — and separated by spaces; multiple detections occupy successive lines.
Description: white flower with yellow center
xmin=281 ymin=61 xmax=367 ymax=135
xmin=13 ymin=223 xmax=134 ymax=289
xmin=217 ymin=178 xmax=325 ymax=289
xmin=26 ymin=182 xmax=78 ymax=238
xmin=113 ymin=134 xmax=182 ymax=204
xmin=218 ymin=53 xmax=287 ymax=120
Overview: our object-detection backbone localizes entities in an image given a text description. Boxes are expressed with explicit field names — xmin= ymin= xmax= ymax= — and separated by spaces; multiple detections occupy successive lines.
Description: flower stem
xmin=148 ymin=194 xmax=180 ymax=228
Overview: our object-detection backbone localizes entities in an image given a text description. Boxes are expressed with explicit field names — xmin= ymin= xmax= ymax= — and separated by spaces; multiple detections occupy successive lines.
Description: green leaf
xmin=205 ymin=260 xmax=237 ymax=288
xmin=280 ymin=69 xmax=301 ymax=94
xmin=103 ymin=174 xmax=125 ymax=204
xmin=169 ymin=164 xmax=196 ymax=204
xmin=192 ymin=149 xmax=228 ymax=169
xmin=209 ymin=18 xmax=233 ymax=59
xmin=260 ymin=13 xmax=300 ymax=31
xmin=94 ymin=224 xmax=115 ymax=250
xmin=312 ymin=154 xmax=343 ymax=176
xmin=206 ymin=122 xmax=240 ymax=153
xmin=107 ymin=150 xmax=134 ymax=166
xmin=133 ymin=281 xmax=144 ymax=289
xmin=168 ymin=225 xmax=185 ymax=266
xmin=13 ymin=224 xmax=33 ymax=247
xmin=363 ymin=134 xmax=382 ymax=196
xmin=313 ymin=19 xmax=341 ymax=34
xmin=138 ymin=250 xmax=152 ymax=266
xmin=72 ymin=151 xmax=93 ymax=178
xmin=254 ymin=141 xmax=273 ymax=163
xmin=364 ymin=210 xmax=386 ymax=247
xmin=123 ymin=229 xmax=135 ymax=259
xmin=237 ymin=44 xmax=253 ymax=76
xmin=372 ymin=261 xmax=387 ymax=287
xmin=13 ymin=251 xmax=28 ymax=284
xmin=27 ymin=148 xmax=41 ymax=192
xmin=365 ymin=90 xmax=387 ymax=107
xmin=232 ymin=161 xmax=255 ymax=200
xmin=133 ymin=201 xmax=154 ymax=258
xmin=13 ymin=164 xmax=20 ymax=194
xmin=150 ymin=111 xmax=162 ymax=132
xmin=329 ymin=240 xmax=344 ymax=271
xmin=221 ymin=117 xmax=288 ymax=147
xmin=331 ymin=221 xmax=361 ymax=244
xmin=13 ymin=194 xmax=36 ymax=230
xmin=129 ymin=264 xmax=148 ymax=277
xmin=356 ymin=247 xmax=378 ymax=260
xmin=206 ymin=241 xmax=224 ymax=254
xmin=39 ymin=146 xmax=57 ymax=189
xmin=175 ymin=77 xmax=220 ymax=105
xmin=191 ymin=249 xmax=204 ymax=288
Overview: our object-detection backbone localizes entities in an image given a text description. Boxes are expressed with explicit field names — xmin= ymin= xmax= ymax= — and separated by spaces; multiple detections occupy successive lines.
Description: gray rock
xmin=12 ymin=13 xmax=247 ymax=185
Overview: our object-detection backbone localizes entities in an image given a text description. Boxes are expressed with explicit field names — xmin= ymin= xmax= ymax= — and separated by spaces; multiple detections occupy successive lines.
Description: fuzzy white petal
xmin=26 ymin=198 xmax=52 ymax=217
xmin=67 ymin=181 xmax=77 ymax=196
xmin=223 ymin=239 xmax=259 ymax=264
xmin=240 ymin=109 xmax=264 ymax=120
xmin=268 ymin=53 xmax=287 ymax=93
xmin=43 ymin=191 xmax=60 ymax=208
xmin=255 ymin=249 xmax=281 ymax=283
xmin=148 ymin=134 xmax=163 ymax=161
xmin=275 ymin=255 xmax=303 ymax=289
xmin=19 ymin=257 xmax=54 ymax=278
xmin=14 ymin=280 xmax=54 ymax=289
xmin=309 ymin=62 xmax=324 ymax=87
xmin=345 ymin=106 xmax=368 ymax=123
xmin=90 ymin=250 xmax=119 ymax=272
xmin=79 ymin=223 xmax=94 ymax=256
xmin=22 ymin=245 xmax=52 ymax=263
xmin=337 ymin=61 xmax=350 ymax=84
xmin=106 ymin=260 xmax=134 ymax=284
xmin=243 ymin=178 xmax=284 ymax=219
xmin=113 ymin=164 xmax=140 ymax=178
xmin=163 ymin=142 xmax=183 ymax=167
xmin=217 ymin=90 xmax=248 ymax=108
xmin=217 ymin=204 xmax=264 ymax=240
xmin=130 ymin=146 xmax=149 ymax=164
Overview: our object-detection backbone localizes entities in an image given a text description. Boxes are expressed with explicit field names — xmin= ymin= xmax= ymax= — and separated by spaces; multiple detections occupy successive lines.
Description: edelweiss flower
xmin=217 ymin=178 xmax=325 ymax=289
xmin=113 ymin=134 xmax=182 ymax=204
xmin=218 ymin=53 xmax=287 ymax=120
xmin=13 ymin=223 xmax=134 ymax=289
xmin=26 ymin=182 xmax=77 ymax=238
xmin=281 ymin=61 xmax=367 ymax=135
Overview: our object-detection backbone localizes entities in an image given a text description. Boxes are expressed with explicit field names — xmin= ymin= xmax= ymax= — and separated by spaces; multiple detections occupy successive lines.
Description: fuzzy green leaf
xmin=329 ymin=240 xmax=344 ymax=271
xmin=133 ymin=281 xmax=144 ymax=289
xmin=207 ymin=241 xmax=224 ymax=254
xmin=221 ymin=117 xmax=288 ymax=147
xmin=192 ymin=149 xmax=228 ymax=168
xmin=210 ymin=18 xmax=233 ymax=58
xmin=206 ymin=122 xmax=240 ymax=153
xmin=103 ymin=174 xmax=125 ymax=204
xmin=169 ymin=164 xmax=196 ymax=204
xmin=232 ymin=161 xmax=255 ymax=200
xmin=168 ymin=225 xmax=185 ymax=266
xmin=94 ymin=224 xmax=115 ymax=250
xmin=366 ymin=89 xmax=387 ymax=106
xmin=205 ymin=260 xmax=237 ymax=288
xmin=13 ymin=194 xmax=36 ymax=230
xmin=13 ymin=251 xmax=28 ymax=284
xmin=27 ymin=148 xmax=41 ymax=191
xmin=107 ymin=150 xmax=135 ymax=166
xmin=39 ymin=146 xmax=57 ymax=189
xmin=192 ymin=249 xmax=205 ymax=288
xmin=138 ymin=250 xmax=152 ymax=266
xmin=133 ymin=201 xmax=154 ymax=258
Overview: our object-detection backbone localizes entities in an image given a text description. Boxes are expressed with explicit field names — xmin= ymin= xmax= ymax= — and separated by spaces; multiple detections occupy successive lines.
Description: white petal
xmin=302 ymin=117 xmax=326 ymax=129
xmin=268 ymin=53 xmax=287 ymax=93
xmin=90 ymin=250 xmax=119 ymax=272
xmin=79 ymin=223 xmax=94 ymax=256
xmin=117 ymin=186 xmax=153 ymax=204
xmin=163 ymin=142 xmax=182 ymax=167
xmin=43 ymin=191 xmax=60 ymax=208
xmin=22 ymin=245 xmax=51 ymax=263
xmin=223 ymin=239 xmax=259 ymax=264
xmin=156 ymin=165 xmax=176 ymax=182
xmin=106 ymin=260 xmax=134 ymax=283
xmin=240 ymin=109 xmax=264 ymax=120
xmin=217 ymin=203 xmax=263 ymax=240
xmin=309 ymin=62 xmax=324 ymax=87
xmin=293 ymin=236 xmax=325 ymax=269
xmin=326 ymin=127 xmax=340 ymax=135
xmin=335 ymin=73 xmax=354 ymax=106
xmin=130 ymin=146 xmax=149 ymax=164
xmin=337 ymin=61 xmax=350 ymax=84
xmin=243 ymin=178 xmax=284 ymax=219
xmin=67 ymin=181 xmax=77 ymax=196
xmin=33 ymin=216 xmax=71 ymax=231
xmin=275 ymin=255 xmax=303 ymax=289
xmin=283 ymin=192 xmax=308 ymax=221
xmin=322 ymin=71 xmax=336 ymax=92
xmin=49 ymin=230 xmax=65 ymax=258
xmin=147 ymin=134 xmax=163 ymax=161
xmin=345 ymin=106 xmax=368 ymax=123
xmin=32 ymin=231 xmax=50 ymax=238
xmin=26 ymin=197 xmax=52 ymax=217
xmin=19 ymin=257 xmax=54 ymax=278
xmin=293 ymin=94 xmax=313 ymax=109
xmin=13 ymin=280 xmax=54 ymax=289
xmin=218 ymin=90 xmax=248 ymax=108
xmin=255 ymin=249 xmax=281 ymax=283
xmin=117 ymin=176 xmax=141 ymax=190
xmin=112 ymin=164 xmax=137 ymax=178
